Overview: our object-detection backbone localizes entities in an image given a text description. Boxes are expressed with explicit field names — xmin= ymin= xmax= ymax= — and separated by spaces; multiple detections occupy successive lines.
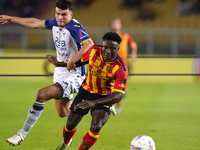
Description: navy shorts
xmin=70 ymin=87 xmax=112 ymax=115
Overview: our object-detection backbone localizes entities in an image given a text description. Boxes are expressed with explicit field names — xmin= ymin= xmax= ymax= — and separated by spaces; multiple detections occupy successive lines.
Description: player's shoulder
xmin=44 ymin=18 xmax=58 ymax=29
xmin=67 ymin=19 xmax=83 ymax=29
xmin=92 ymin=44 xmax=102 ymax=49
xmin=115 ymin=54 xmax=128 ymax=71
xmin=88 ymin=44 xmax=102 ymax=51
xmin=91 ymin=45 xmax=102 ymax=53
xmin=85 ymin=45 xmax=101 ymax=57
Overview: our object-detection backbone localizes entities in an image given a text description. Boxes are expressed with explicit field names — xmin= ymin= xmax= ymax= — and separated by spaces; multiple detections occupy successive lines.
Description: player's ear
xmin=117 ymin=45 xmax=120 ymax=52
xmin=70 ymin=12 xmax=73 ymax=17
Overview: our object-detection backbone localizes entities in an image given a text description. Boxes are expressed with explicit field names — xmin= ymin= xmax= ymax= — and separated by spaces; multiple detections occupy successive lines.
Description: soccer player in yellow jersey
xmin=55 ymin=32 xmax=128 ymax=150
xmin=110 ymin=18 xmax=138 ymax=112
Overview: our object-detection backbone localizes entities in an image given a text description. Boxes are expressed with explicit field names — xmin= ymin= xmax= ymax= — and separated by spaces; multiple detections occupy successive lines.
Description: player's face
xmin=102 ymin=40 xmax=119 ymax=61
xmin=55 ymin=7 xmax=73 ymax=29
xmin=110 ymin=19 xmax=121 ymax=32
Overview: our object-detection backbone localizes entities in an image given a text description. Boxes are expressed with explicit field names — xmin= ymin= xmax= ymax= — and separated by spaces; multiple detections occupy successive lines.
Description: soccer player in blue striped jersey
xmin=0 ymin=0 xmax=94 ymax=146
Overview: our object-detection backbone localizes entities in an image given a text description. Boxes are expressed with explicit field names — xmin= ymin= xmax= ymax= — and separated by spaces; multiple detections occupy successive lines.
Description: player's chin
xmin=104 ymin=57 xmax=112 ymax=61
xmin=103 ymin=55 xmax=109 ymax=60
xmin=58 ymin=23 xmax=66 ymax=28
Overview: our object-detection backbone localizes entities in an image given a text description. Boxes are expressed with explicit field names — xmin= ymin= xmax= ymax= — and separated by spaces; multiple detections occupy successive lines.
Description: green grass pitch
xmin=0 ymin=77 xmax=200 ymax=150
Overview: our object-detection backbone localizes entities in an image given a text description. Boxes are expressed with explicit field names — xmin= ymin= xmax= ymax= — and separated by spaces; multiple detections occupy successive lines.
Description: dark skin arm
xmin=47 ymin=55 xmax=88 ymax=67
xmin=77 ymin=92 xmax=124 ymax=109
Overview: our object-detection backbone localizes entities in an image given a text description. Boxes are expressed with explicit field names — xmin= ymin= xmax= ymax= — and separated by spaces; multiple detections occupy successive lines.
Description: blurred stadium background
xmin=1 ymin=0 xmax=200 ymax=150
xmin=1 ymin=0 xmax=200 ymax=78
xmin=0 ymin=0 xmax=200 ymax=55
xmin=1 ymin=0 xmax=200 ymax=80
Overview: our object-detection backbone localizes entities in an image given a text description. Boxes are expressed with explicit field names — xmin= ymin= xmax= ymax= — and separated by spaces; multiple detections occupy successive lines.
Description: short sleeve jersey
xmin=44 ymin=18 xmax=91 ymax=76
xmin=81 ymin=45 xmax=128 ymax=95
xmin=118 ymin=32 xmax=136 ymax=65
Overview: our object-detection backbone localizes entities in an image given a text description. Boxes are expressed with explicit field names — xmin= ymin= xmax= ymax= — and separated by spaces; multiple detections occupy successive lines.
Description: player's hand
xmin=0 ymin=15 xmax=12 ymax=25
xmin=77 ymin=100 xmax=96 ymax=109
xmin=47 ymin=55 xmax=58 ymax=66
xmin=66 ymin=59 xmax=76 ymax=72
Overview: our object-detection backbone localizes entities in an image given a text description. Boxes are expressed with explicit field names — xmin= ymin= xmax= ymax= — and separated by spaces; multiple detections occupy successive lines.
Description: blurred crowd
xmin=1 ymin=0 xmax=200 ymax=20
xmin=122 ymin=0 xmax=162 ymax=20
xmin=177 ymin=0 xmax=200 ymax=16
xmin=0 ymin=0 xmax=40 ymax=17
xmin=0 ymin=0 xmax=95 ymax=18
xmin=123 ymin=0 xmax=200 ymax=20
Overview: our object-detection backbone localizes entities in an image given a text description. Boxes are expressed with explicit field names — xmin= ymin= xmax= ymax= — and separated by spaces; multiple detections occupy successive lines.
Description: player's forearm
xmin=9 ymin=16 xmax=44 ymax=29
xmin=56 ymin=60 xmax=87 ymax=67
xmin=55 ymin=62 xmax=67 ymax=67
xmin=75 ymin=60 xmax=88 ymax=67
xmin=131 ymin=46 xmax=138 ymax=60
xmin=69 ymin=40 xmax=93 ymax=63
xmin=95 ymin=92 xmax=124 ymax=106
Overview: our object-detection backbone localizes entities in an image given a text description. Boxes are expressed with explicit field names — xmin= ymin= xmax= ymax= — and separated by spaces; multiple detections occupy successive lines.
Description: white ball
xmin=130 ymin=135 xmax=155 ymax=150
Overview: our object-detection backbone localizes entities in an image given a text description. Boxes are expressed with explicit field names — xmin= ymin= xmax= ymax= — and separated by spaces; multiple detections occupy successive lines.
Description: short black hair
xmin=56 ymin=0 xmax=73 ymax=11
xmin=103 ymin=32 xmax=122 ymax=44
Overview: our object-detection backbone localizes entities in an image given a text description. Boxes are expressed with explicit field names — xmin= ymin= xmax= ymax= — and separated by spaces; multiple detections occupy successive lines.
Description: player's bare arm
xmin=77 ymin=92 xmax=124 ymax=109
xmin=48 ymin=55 xmax=88 ymax=67
xmin=67 ymin=39 xmax=93 ymax=71
xmin=46 ymin=55 xmax=66 ymax=67
xmin=131 ymin=43 xmax=138 ymax=60
xmin=0 ymin=15 xmax=45 ymax=29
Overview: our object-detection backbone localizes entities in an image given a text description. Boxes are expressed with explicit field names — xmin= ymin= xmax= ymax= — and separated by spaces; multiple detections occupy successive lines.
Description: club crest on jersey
xmin=106 ymin=65 xmax=111 ymax=72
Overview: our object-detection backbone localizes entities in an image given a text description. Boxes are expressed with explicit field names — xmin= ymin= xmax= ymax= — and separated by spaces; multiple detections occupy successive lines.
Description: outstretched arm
xmin=67 ymin=39 xmax=93 ymax=71
xmin=77 ymin=92 xmax=124 ymax=109
xmin=0 ymin=15 xmax=45 ymax=29
xmin=47 ymin=55 xmax=66 ymax=67
xmin=47 ymin=55 xmax=88 ymax=67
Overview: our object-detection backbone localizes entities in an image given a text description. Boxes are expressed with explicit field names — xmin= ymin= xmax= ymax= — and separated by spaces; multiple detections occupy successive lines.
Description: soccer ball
xmin=130 ymin=135 xmax=155 ymax=150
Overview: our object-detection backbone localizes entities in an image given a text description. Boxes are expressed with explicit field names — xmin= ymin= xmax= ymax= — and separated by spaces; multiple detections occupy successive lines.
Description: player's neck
xmin=59 ymin=27 xmax=64 ymax=30
xmin=116 ymin=30 xmax=121 ymax=34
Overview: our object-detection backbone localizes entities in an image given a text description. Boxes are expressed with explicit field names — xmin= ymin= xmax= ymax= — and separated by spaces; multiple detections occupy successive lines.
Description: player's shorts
xmin=70 ymin=87 xmax=112 ymax=115
xmin=53 ymin=73 xmax=85 ymax=101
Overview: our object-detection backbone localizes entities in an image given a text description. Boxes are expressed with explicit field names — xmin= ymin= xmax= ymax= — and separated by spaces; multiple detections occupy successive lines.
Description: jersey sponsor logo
xmin=54 ymin=36 xmax=66 ymax=50
xmin=54 ymin=36 xmax=69 ymax=57
xmin=80 ymin=35 xmax=89 ymax=39
xmin=81 ymin=30 xmax=87 ymax=35
xmin=91 ymin=63 xmax=109 ymax=76
xmin=79 ymin=29 xmax=88 ymax=39
xmin=89 ymin=68 xmax=107 ymax=80
xmin=54 ymin=36 xmax=67 ymax=52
